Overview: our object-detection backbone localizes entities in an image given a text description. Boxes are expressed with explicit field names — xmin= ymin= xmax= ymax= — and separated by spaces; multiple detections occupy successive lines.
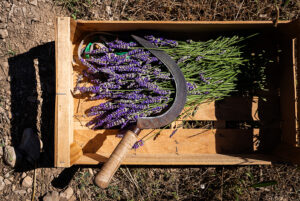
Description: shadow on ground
xmin=8 ymin=42 xmax=55 ymax=170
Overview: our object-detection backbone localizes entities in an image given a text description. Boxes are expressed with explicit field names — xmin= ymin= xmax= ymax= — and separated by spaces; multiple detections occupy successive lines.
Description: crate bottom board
xmin=72 ymin=126 xmax=265 ymax=164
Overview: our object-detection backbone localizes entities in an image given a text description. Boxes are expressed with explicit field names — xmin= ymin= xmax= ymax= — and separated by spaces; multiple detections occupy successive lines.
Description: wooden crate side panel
xmin=75 ymin=153 xmax=272 ymax=165
xmin=280 ymin=37 xmax=297 ymax=146
xmin=74 ymin=20 xmax=290 ymax=33
xmin=279 ymin=20 xmax=300 ymax=147
xmin=55 ymin=17 xmax=73 ymax=167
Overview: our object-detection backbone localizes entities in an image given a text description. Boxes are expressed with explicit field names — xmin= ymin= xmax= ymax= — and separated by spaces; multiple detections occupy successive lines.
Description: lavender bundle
xmin=76 ymin=34 xmax=247 ymax=130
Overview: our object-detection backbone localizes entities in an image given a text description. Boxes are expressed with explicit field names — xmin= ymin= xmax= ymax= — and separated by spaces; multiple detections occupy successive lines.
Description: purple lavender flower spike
xmin=105 ymin=118 xmax=127 ymax=128
xmin=89 ymin=47 xmax=112 ymax=54
xmin=199 ymin=72 xmax=211 ymax=84
xmin=186 ymin=82 xmax=197 ymax=91
xmin=86 ymin=110 xmax=106 ymax=117
xmin=196 ymin=56 xmax=204 ymax=61
xmin=177 ymin=56 xmax=191 ymax=64
xmin=132 ymin=139 xmax=144 ymax=149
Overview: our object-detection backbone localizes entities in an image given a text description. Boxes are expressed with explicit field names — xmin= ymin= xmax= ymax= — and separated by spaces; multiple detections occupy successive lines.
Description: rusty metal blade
xmin=132 ymin=35 xmax=187 ymax=129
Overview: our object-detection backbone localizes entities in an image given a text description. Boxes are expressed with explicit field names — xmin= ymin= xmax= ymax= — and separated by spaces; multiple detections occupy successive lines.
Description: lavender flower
xmin=196 ymin=56 xmax=204 ymax=61
xmin=199 ymin=72 xmax=211 ymax=84
xmin=177 ymin=56 xmax=191 ymax=64
xmin=186 ymin=82 xmax=197 ymax=91
xmin=132 ymin=139 xmax=144 ymax=149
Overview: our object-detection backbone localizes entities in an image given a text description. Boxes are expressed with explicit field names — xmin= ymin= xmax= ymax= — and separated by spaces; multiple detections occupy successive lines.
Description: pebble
xmin=22 ymin=176 xmax=33 ymax=188
xmin=28 ymin=0 xmax=38 ymax=6
xmin=3 ymin=146 xmax=17 ymax=167
xmin=60 ymin=187 xmax=74 ymax=200
xmin=88 ymin=168 xmax=94 ymax=176
xmin=0 ymin=29 xmax=8 ymax=39
xmin=43 ymin=191 xmax=60 ymax=201
xmin=8 ymin=111 xmax=12 ymax=119
xmin=0 ymin=177 xmax=5 ymax=191
xmin=106 ymin=5 xmax=112 ymax=16
xmin=27 ymin=188 xmax=32 ymax=193
xmin=4 ymin=172 xmax=9 ymax=178
xmin=21 ymin=172 xmax=27 ymax=179
xmin=4 ymin=178 xmax=11 ymax=185
xmin=15 ymin=190 xmax=26 ymax=196
xmin=12 ymin=185 xmax=15 ymax=191
xmin=0 ymin=23 xmax=7 ymax=29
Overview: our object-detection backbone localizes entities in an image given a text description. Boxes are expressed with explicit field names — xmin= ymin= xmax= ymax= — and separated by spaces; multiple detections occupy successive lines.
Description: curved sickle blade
xmin=132 ymin=35 xmax=187 ymax=129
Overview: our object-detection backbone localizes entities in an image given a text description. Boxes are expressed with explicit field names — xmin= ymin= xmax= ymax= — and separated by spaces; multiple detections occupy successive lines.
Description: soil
xmin=0 ymin=0 xmax=300 ymax=200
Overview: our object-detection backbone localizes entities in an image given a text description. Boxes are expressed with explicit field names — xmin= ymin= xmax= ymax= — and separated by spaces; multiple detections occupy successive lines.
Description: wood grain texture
xmin=76 ymin=153 xmax=272 ymax=165
xmin=73 ymin=129 xmax=255 ymax=156
xmin=55 ymin=17 xmax=73 ymax=167
xmin=95 ymin=130 xmax=137 ymax=188
xmin=280 ymin=38 xmax=297 ymax=146
xmin=70 ymin=142 xmax=83 ymax=166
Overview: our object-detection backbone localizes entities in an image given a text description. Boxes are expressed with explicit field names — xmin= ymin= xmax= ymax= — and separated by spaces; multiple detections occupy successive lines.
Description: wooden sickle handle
xmin=95 ymin=129 xmax=139 ymax=188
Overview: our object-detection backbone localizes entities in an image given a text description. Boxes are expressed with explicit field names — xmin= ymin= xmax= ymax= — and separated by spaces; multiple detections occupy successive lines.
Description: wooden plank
xmin=55 ymin=17 xmax=73 ymax=167
xmin=280 ymin=38 xmax=297 ymax=146
xmin=74 ymin=128 xmax=255 ymax=156
xmin=74 ymin=21 xmax=290 ymax=36
xmin=75 ymin=153 xmax=272 ymax=165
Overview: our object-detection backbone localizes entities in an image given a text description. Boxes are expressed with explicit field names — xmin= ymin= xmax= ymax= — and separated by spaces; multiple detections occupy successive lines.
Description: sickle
xmin=92 ymin=35 xmax=187 ymax=188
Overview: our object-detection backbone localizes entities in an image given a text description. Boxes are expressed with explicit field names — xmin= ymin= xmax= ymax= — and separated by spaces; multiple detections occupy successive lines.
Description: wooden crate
xmin=55 ymin=17 xmax=300 ymax=167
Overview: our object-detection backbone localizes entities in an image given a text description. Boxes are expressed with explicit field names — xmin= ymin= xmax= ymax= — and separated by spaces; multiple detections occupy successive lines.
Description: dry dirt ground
xmin=0 ymin=0 xmax=300 ymax=200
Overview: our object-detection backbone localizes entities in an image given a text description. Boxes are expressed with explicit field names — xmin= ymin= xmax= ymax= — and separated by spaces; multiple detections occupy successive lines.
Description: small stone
xmin=106 ymin=6 xmax=112 ymax=16
xmin=28 ymin=0 xmax=38 ymax=6
xmin=88 ymin=168 xmax=94 ymax=176
xmin=12 ymin=185 xmax=15 ymax=191
xmin=0 ymin=29 xmax=8 ymax=39
xmin=0 ymin=23 xmax=7 ymax=29
xmin=21 ymin=172 xmax=27 ymax=179
xmin=22 ymin=176 xmax=33 ymax=188
xmin=2 ymin=61 xmax=8 ymax=69
xmin=200 ymin=184 xmax=205 ymax=189
xmin=4 ymin=179 xmax=11 ymax=185
xmin=43 ymin=191 xmax=60 ymax=201
xmin=27 ymin=188 xmax=32 ymax=193
xmin=259 ymin=14 xmax=267 ymax=18
xmin=69 ymin=195 xmax=76 ymax=201
xmin=60 ymin=187 xmax=74 ymax=200
xmin=8 ymin=111 xmax=12 ymax=119
xmin=4 ymin=172 xmax=9 ymax=178
xmin=3 ymin=146 xmax=18 ymax=167
xmin=15 ymin=190 xmax=26 ymax=196
xmin=0 ymin=177 xmax=5 ymax=191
